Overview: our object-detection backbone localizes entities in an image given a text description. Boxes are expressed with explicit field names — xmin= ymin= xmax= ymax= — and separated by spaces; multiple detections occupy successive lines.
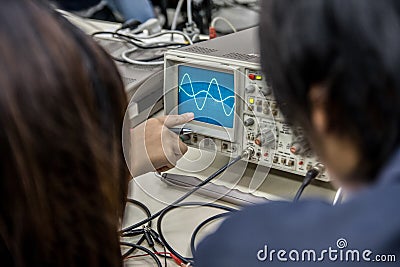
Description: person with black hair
xmin=195 ymin=0 xmax=400 ymax=266
xmin=0 ymin=0 xmax=191 ymax=266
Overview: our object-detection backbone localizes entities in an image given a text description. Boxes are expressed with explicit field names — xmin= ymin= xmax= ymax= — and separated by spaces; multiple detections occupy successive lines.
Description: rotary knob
xmin=245 ymin=84 xmax=257 ymax=93
xmin=290 ymin=139 xmax=312 ymax=157
xmin=290 ymin=142 xmax=303 ymax=155
xmin=255 ymin=128 xmax=276 ymax=148
xmin=244 ymin=118 xmax=255 ymax=126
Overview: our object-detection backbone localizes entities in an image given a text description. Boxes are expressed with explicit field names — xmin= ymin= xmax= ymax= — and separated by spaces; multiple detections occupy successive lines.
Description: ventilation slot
xmin=182 ymin=46 xmax=218 ymax=54
xmin=221 ymin=52 xmax=259 ymax=61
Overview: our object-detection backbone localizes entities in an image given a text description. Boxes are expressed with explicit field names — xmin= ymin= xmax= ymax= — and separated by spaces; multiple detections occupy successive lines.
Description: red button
xmin=248 ymin=74 xmax=256 ymax=80
xmin=298 ymin=161 xmax=304 ymax=165
xmin=264 ymin=153 xmax=268 ymax=157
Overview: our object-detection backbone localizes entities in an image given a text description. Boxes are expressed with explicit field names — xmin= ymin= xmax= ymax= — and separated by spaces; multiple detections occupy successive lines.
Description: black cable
xmin=190 ymin=213 xmax=229 ymax=256
xmin=293 ymin=167 xmax=321 ymax=202
xmin=91 ymin=31 xmax=186 ymax=49
xmin=163 ymin=245 xmax=168 ymax=267
xmin=164 ymin=246 xmax=168 ymax=267
xmin=127 ymin=198 xmax=152 ymax=226
xmin=123 ymin=49 xmax=165 ymax=62
xmin=152 ymin=247 xmax=170 ymax=267
xmin=123 ymin=232 xmax=171 ymax=265
xmin=120 ymin=241 xmax=162 ymax=267
xmin=157 ymin=202 xmax=237 ymax=265
xmin=122 ymin=223 xmax=171 ymax=263
xmin=92 ymin=31 xmax=144 ymax=43
xmin=120 ymin=155 xmax=243 ymax=234
xmin=121 ymin=199 xmax=153 ymax=259
xmin=122 ymin=235 xmax=146 ymax=258
xmin=122 ymin=199 xmax=152 ymax=238
xmin=122 ymin=199 xmax=173 ymax=266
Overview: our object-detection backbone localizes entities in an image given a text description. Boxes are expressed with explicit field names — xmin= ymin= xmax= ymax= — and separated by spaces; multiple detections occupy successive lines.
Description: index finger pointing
xmin=159 ymin=113 xmax=194 ymax=128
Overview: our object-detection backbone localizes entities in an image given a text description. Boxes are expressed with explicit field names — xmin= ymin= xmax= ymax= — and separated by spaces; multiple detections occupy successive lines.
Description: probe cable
xmin=121 ymin=199 xmax=152 ymax=259
xmin=189 ymin=212 xmax=229 ymax=256
xmin=120 ymin=149 xmax=251 ymax=266
xmin=293 ymin=163 xmax=325 ymax=202
xmin=121 ymin=199 xmax=171 ymax=266
xmin=120 ymin=151 xmax=249 ymax=234
xmin=158 ymin=161 xmax=321 ymax=265
xmin=157 ymin=203 xmax=235 ymax=265
xmin=121 ymin=241 xmax=162 ymax=267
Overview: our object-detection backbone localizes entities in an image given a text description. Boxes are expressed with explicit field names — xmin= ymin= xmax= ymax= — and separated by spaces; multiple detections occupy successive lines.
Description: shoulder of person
xmin=195 ymin=184 xmax=400 ymax=266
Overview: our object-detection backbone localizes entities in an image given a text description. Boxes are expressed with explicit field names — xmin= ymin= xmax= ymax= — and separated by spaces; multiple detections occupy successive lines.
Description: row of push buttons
xmin=248 ymin=98 xmax=278 ymax=116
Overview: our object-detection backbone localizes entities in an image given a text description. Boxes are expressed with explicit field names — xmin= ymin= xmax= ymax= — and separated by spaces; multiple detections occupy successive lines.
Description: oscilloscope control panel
xmin=164 ymin=28 xmax=328 ymax=181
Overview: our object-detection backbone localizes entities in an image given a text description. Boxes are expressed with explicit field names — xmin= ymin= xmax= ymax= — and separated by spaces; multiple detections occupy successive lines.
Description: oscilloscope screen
xmin=178 ymin=65 xmax=235 ymax=128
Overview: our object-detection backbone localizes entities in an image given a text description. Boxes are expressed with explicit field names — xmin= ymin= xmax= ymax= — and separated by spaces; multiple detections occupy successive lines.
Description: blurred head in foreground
xmin=0 ymin=0 xmax=129 ymax=266
xmin=260 ymin=0 xmax=400 ymax=187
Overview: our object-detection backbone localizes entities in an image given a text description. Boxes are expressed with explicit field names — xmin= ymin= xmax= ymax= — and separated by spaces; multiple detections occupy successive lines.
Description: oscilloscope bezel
xmin=164 ymin=58 xmax=244 ymax=142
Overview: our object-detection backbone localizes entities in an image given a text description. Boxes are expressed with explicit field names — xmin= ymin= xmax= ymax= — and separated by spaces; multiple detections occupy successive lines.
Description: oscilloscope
xmin=164 ymin=27 xmax=329 ymax=181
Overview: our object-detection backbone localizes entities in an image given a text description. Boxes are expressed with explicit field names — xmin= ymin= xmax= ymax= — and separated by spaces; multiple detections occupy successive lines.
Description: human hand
xmin=130 ymin=113 xmax=194 ymax=177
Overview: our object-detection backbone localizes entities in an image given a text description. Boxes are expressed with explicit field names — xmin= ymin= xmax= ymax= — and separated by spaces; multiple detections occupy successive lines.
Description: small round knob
xmin=244 ymin=118 xmax=255 ymax=127
xmin=245 ymin=84 xmax=257 ymax=93
xmin=290 ymin=140 xmax=312 ymax=157
xmin=290 ymin=142 xmax=303 ymax=155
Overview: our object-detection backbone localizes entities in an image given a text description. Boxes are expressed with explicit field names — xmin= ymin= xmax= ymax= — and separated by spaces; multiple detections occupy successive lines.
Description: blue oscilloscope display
xmin=178 ymin=65 xmax=235 ymax=128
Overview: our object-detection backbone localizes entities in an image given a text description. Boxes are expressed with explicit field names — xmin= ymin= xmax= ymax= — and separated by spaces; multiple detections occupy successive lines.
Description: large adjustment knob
xmin=255 ymin=128 xmax=275 ymax=148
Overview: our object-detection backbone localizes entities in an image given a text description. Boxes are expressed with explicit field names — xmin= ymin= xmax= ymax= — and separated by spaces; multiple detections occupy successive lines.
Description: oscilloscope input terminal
xmin=182 ymin=132 xmax=240 ymax=156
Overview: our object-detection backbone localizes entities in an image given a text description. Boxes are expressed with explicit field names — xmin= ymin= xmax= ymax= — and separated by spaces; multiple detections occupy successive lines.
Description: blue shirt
xmin=194 ymin=149 xmax=400 ymax=266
